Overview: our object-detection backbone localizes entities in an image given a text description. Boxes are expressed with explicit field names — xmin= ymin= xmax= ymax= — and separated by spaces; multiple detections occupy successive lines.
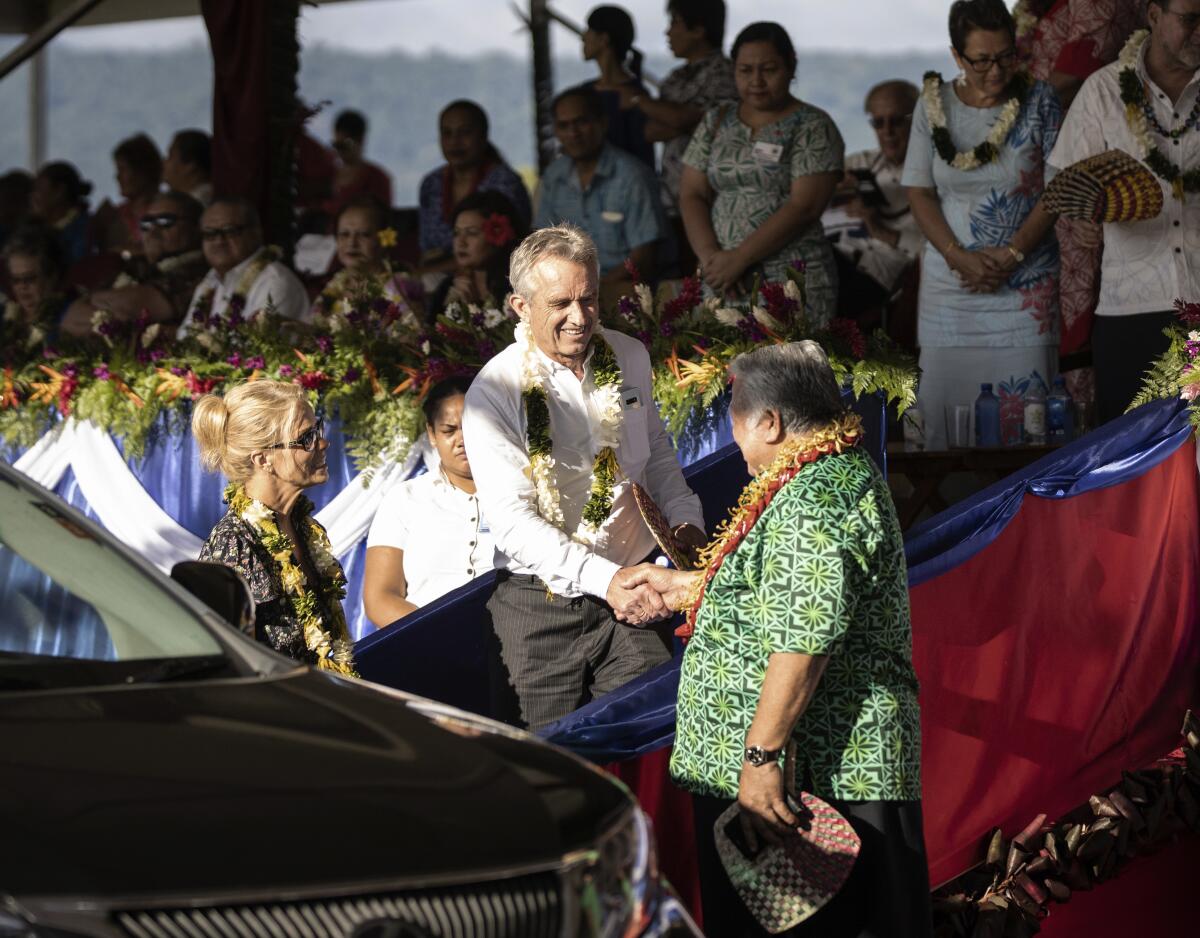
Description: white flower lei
xmin=1012 ymin=0 xmax=1039 ymax=42
xmin=187 ymin=246 xmax=280 ymax=327
xmin=517 ymin=319 xmax=623 ymax=545
xmin=923 ymin=72 xmax=1025 ymax=171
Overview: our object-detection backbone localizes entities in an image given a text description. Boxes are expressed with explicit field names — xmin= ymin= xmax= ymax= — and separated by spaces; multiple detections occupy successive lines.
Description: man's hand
xmin=671 ymin=523 xmax=707 ymax=567
xmin=606 ymin=568 xmax=671 ymax=626
xmin=737 ymin=762 xmax=799 ymax=852
xmin=620 ymin=563 xmax=701 ymax=609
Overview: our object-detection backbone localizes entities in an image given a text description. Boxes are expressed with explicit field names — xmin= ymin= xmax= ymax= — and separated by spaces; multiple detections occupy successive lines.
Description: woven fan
xmin=631 ymin=481 xmax=700 ymax=570
xmin=1044 ymin=149 xmax=1163 ymax=223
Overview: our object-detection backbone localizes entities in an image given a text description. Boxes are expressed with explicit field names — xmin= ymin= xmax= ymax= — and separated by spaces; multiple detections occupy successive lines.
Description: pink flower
xmin=1181 ymin=383 xmax=1200 ymax=402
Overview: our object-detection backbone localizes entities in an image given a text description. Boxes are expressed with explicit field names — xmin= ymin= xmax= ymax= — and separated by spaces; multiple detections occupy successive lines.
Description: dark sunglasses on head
xmin=201 ymin=223 xmax=250 ymax=242
xmin=267 ymin=424 xmax=323 ymax=452
xmin=868 ymin=114 xmax=912 ymax=131
xmin=139 ymin=213 xmax=180 ymax=232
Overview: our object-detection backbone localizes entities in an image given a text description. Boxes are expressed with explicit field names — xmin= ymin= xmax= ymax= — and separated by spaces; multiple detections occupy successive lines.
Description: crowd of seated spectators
xmin=1 ymin=0 xmax=1171 ymax=625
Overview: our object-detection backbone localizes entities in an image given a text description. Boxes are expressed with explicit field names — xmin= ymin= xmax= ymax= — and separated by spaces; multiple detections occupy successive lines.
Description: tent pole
xmin=0 ymin=0 xmax=103 ymax=82
xmin=530 ymin=0 xmax=554 ymax=173
xmin=28 ymin=50 xmax=45 ymax=171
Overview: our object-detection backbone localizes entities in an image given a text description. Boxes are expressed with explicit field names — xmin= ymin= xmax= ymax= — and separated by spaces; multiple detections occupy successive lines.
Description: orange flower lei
xmin=676 ymin=413 xmax=864 ymax=640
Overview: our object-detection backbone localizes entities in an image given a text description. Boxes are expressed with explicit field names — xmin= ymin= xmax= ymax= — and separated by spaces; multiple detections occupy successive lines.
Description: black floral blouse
xmin=199 ymin=508 xmax=343 ymax=665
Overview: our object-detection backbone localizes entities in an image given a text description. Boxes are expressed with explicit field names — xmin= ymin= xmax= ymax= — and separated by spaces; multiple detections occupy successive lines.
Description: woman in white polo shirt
xmin=363 ymin=376 xmax=495 ymax=627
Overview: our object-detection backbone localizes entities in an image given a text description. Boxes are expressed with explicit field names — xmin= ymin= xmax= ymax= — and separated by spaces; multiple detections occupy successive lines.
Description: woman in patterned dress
xmin=902 ymin=0 xmax=1063 ymax=449
xmin=627 ymin=342 xmax=929 ymax=937
xmin=192 ymin=380 xmax=354 ymax=672
xmin=678 ymin=21 xmax=844 ymax=324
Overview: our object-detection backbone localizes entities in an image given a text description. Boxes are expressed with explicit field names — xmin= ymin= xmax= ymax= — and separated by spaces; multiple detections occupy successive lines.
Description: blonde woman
xmin=192 ymin=380 xmax=355 ymax=675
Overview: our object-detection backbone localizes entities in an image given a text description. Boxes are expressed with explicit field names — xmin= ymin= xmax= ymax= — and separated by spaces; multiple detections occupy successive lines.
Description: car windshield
xmin=0 ymin=473 xmax=227 ymax=688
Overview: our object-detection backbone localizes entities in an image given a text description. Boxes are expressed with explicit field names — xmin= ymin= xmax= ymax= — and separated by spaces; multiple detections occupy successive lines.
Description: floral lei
xmin=225 ymin=482 xmax=357 ymax=677
xmin=923 ymin=70 xmax=1031 ymax=170
xmin=1118 ymin=29 xmax=1200 ymax=200
xmin=676 ymin=413 xmax=864 ymax=640
xmin=1012 ymin=0 xmax=1040 ymax=44
xmin=518 ymin=320 xmax=623 ymax=541
xmin=188 ymin=246 xmax=281 ymax=330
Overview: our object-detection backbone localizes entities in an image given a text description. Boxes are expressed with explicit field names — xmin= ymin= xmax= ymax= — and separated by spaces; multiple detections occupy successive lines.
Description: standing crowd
xmin=4 ymin=1 xmax=1198 ymax=935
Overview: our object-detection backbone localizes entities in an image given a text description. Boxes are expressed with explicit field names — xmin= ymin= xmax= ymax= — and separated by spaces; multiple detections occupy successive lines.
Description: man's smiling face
xmin=516 ymin=255 xmax=600 ymax=370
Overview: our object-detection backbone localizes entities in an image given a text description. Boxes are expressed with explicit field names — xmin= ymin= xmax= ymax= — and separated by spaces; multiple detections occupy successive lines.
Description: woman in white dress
xmin=362 ymin=377 xmax=495 ymax=627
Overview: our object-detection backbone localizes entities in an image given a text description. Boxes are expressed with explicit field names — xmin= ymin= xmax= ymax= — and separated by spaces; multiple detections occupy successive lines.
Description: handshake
xmin=605 ymin=563 xmax=702 ymax=626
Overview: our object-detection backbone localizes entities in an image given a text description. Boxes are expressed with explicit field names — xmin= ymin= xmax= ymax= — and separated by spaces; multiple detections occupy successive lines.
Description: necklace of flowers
xmin=3 ymin=297 xmax=60 ymax=352
xmin=675 ymin=413 xmax=864 ymax=641
xmin=923 ymin=70 xmax=1031 ymax=170
xmin=225 ymin=482 xmax=357 ymax=677
xmin=188 ymin=246 xmax=281 ymax=329
xmin=113 ymin=249 xmax=206 ymax=289
xmin=1012 ymin=0 xmax=1040 ymax=43
xmin=1118 ymin=29 xmax=1200 ymax=200
xmin=518 ymin=319 xmax=623 ymax=541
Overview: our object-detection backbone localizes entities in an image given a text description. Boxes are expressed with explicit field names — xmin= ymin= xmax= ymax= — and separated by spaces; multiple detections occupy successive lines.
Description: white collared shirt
xmin=178 ymin=247 xmax=310 ymax=335
xmin=366 ymin=467 xmax=495 ymax=608
xmin=1048 ymin=47 xmax=1200 ymax=316
xmin=462 ymin=328 xmax=705 ymax=599
xmin=833 ymin=148 xmax=925 ymax=291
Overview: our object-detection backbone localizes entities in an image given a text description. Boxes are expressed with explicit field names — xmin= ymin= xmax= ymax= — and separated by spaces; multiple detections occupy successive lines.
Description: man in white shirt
xmin=463 ymin=225 xmax=706 ymax=729
xmin=178 ymin=197 xmax=309 ymax=336
xmin=826 ymin=80 xmax=924 ymax=317
xmin=1048 ymin=0 xmax=1200 ymax=423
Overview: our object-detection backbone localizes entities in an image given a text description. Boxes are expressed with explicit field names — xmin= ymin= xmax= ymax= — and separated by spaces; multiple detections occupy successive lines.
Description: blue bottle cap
xmin=981 ymin=383 xmax=993 ymax=391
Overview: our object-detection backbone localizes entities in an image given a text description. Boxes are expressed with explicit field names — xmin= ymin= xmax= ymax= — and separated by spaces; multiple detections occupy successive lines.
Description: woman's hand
xmin=737 ymin=762 xmax=799 ymax=852
xmin=947 ymin=246 xmax=1007 ymax=294
xmin=700 ymin=248 xmax=748 ymax=295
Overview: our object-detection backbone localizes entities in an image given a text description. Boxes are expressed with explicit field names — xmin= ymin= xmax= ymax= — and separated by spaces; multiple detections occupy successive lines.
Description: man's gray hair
xmin=729 ymin=341 xmax=846 ymax=432
xmin=508 ymin=224 xmax=599 ymax=299
xmin=205 ymin=196 xmax=261 ymax=230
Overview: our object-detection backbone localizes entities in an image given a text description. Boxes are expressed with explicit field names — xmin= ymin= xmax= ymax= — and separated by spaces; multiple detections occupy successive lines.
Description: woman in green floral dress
xmin=679 ymin=22 xmax=844 ymax=325
xmin=628 ymin=342 xmax=930 ymax=937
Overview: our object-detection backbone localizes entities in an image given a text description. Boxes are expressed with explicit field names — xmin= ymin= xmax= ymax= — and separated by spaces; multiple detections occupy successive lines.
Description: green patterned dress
xmin=682 ymin=102 xmax=844 ymax=325
xmin=670 ymin=447 xmax=921 ymax=802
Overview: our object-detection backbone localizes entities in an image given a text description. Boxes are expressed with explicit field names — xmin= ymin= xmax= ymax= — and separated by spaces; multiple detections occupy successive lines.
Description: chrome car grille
xmin=113 ymin=874 xmax=562 ymax=938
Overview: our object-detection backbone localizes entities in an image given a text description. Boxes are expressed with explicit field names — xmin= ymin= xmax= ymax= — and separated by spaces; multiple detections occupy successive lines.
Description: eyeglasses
xmin=9 ymin=273 xmax=41 ymax=287
xmin=201 ymin=223 xmax=250 ymax=242
xmin=868 ymin=114 xmax=912 ymax=130
xmin=139 ymin=213 xmax=180 ymax=232
xmin=267 ymin=424 xmax=323 ymax=452
xmin=957 ymin=48 xmax=1019 ymax=72
xmin=1165 ymin=8 xmax=1200 ymax=32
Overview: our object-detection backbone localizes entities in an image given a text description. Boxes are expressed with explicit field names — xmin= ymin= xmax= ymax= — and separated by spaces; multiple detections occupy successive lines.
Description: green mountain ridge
xmin=0 ymin=43 xmax=954 ymax=207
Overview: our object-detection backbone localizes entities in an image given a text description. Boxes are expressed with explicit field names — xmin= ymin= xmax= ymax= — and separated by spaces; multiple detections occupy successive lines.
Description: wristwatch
xmin=743 ymin=745 xmax=781 ymax=767
xmin=1006 ymin=244 xmax=1026 ymax=264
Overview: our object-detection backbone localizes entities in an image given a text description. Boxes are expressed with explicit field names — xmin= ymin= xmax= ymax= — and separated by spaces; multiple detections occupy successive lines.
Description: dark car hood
xmin=0 ymin=670 xmax=628 ymax=900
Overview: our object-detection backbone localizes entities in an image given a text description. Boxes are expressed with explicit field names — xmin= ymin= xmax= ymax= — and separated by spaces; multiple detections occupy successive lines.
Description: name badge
xmin=601 ymin=210 xmax=625 ymax=223
xmin=752 ymin=141 xmax=783 ymax=164
xmin=620 ymin=386 xmax=643 ymax=410
xmin=478 ymin=518 xmax=491 ymax=534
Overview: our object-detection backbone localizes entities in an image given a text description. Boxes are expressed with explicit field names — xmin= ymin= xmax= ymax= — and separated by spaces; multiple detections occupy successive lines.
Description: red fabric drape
xmin=200 ymin=0 xmax=270 ymax=225
xmin=912 ymin=439 xmax=1200 ymax=886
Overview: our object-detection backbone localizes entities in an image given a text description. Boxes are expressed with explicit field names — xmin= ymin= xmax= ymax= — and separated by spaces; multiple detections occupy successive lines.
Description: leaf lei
xmin=187 ymin=246 xmax=282 ymax=330
xmin=518 ymin=320 xmax=624 ymax=541
xmin=923 ymin=70 xmax=1032 ymax=171
xmin=224 ymin=482 xmax=357 ymax=677
xmin=676 ymin=413 xmax=864 ymax=641
xmin=1117 ymin=29 xmax=1200 ymax=200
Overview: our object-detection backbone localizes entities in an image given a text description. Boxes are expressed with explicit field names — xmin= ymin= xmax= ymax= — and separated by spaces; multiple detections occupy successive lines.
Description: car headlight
xmin=562 ymin=806 xmax=659 ymax=938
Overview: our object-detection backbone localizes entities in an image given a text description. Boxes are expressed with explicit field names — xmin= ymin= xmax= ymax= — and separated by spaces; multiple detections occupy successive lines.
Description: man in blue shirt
xmin=535 ymin=85 xmax=669 ymax=301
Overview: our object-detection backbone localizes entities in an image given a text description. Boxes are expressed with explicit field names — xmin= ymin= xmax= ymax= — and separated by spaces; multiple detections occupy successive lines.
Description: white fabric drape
xmin=10 ymin=420 xmax=427 ymax=573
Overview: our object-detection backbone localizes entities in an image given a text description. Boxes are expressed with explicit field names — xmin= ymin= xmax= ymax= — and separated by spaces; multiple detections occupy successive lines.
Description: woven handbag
xmin=714 ymin=792 xmax=861 ymax=933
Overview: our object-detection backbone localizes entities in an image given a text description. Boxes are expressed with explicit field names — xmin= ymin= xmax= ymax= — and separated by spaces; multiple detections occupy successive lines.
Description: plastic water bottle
xmin=974 ymin=383 xmax=1001 ymax=448
xmin=1024 ymin=378 xmax=1047 ymax=445
xmin=1046 ymin=376 xmax=1073 ymax=443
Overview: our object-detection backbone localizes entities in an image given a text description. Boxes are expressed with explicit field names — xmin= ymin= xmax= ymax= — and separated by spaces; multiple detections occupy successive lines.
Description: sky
xmin=53 ymin=0 xmax=952 ymax=56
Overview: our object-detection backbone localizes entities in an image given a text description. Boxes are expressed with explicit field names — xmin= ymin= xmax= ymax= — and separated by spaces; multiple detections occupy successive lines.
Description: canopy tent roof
xmin=0 ymin=0 xmax=382 ymax=34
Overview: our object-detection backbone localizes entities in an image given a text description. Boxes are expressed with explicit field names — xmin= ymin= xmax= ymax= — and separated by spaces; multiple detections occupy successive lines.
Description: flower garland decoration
xmin=111 ymin=248 xmax=205 ymax=290
xmin=518 ymin=319 xmax=623 ymax=540
xmin=225 ymin=482 xmax=357 ymax=677
xmin=676 ymin=413 xmax=864 ymax=640
xmin=923 ymin=70 xmax=1031 ymax=170
xmin=1012 ymin=0 xmax=1039 ymax=43
xmin=1117 ymin=29 xmax=1200 ymax=200
xmin=186 ymin=246 xmax=282 ymax=330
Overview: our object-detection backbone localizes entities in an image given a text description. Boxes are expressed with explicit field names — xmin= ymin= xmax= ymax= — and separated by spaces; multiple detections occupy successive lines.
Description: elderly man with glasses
xmin=59 ymin=189 xmax=209 ymax=336
xmin=826 ymin=80 xmax=925 ymax=320
xmin=177 ymin=197 xmax=309 ymax=336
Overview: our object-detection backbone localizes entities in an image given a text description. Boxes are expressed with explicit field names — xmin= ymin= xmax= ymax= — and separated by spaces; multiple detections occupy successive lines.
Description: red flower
xmin=185 ymin=372 xmax=224 ymax=398
xmin=624 ymin=258 xmax=643 ymax=284
xmin=1175 ymin=298 xmax=1200 ymax=324
xmin=481 ymin=213 xmax=515 ymax=247
xmin=297 ymin=370 xmax=329 ymax=391
xmin=826 ymin=318 xmax=867 ymax=359
xmin=663 ymin=276 xmax=702 ymax=321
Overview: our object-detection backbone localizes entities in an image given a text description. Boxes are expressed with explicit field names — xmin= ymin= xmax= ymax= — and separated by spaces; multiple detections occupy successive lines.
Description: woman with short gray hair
xmin=628 ymin=341 xmax=931 ymax=936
